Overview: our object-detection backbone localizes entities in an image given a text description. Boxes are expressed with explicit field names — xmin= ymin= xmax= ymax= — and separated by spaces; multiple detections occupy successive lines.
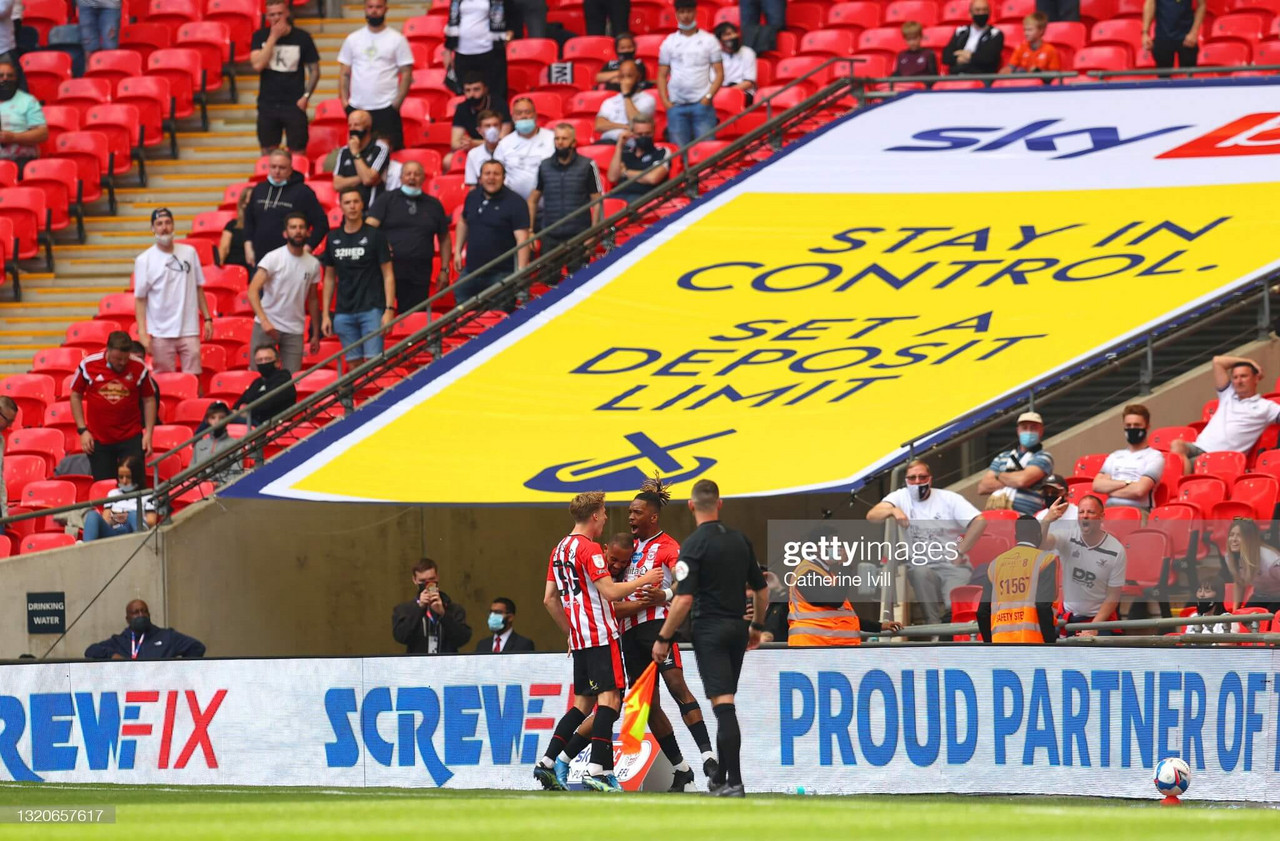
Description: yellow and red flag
xmin=620 ymin=662 xmax=657 ymax=755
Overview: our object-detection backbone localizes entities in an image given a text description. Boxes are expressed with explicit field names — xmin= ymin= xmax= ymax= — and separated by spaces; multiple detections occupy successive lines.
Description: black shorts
xmin=692 ymin=618 xmax=749 ymax=698
xmin=620 ymin=620 xmax=682 ymax=685
xmin=256 ymin=101 xmax=309 ymax=150
xmin=572 ymin=641 xmax=625 ymax=696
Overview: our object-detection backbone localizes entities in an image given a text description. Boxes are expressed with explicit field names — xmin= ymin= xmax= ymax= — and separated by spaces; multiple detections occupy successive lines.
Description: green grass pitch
xmin=0 ymin=783 xmax=1274 ymax=840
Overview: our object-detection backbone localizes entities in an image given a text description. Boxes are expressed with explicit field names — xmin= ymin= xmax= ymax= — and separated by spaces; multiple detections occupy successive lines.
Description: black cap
xmin=674 ymin=0 xmax=697 ymax=9
xmin=206 ymin=401 xmax=231 ymax=416
xmin=150 ymin=208 xmax=173 ymax=225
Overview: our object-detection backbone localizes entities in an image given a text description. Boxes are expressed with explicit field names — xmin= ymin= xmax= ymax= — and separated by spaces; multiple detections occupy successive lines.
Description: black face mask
xmin=0 ymin=81 xmax=16 ymax=101
xmin=971 ymin=12 xmax=990 ymax=26
xmin=366 ymin=14 xmax=385 ymax=26
xmin=258 ymin=362 xmax=278 ymax=378
xmin=555 ymin=146 xmax=573 ymax=161
xmin=129 ymin=615 xmax=151 ymax=633
xmin=722 ymin=38 xmax=740 ymax=53
xmin=467 ymin=94 xmax=487 ymax=107
xmin=633 ymin=135 xmax=655 ymax=152
xmin=1125 ymin=427 xmax=1147 ymax=446
xmin=349 ymin=128 xmax=368 ymax=140
xmin=617 ymin=50 xmax=636 ymax=62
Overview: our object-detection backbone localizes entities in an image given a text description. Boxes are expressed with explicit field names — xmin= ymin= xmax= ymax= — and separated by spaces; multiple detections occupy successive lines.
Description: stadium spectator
xmin=134 ymin=209 xmax=213 ymax=374
xmin=1143 ymin=0 xmax=1204 ymax=69
xmin=658 ymin=0 xmax=723 ymax=148
xmin=84 ymin=599 xmax=205 ymax=660
xmin=191 ymin=401 xmax=244 ymax=482
xmin=444 ymin=0 xmax=510 ymax=106
xmin=333 ymin=109 xmax=392 ymax=207
xmin=453 ymin=161 xmax=531 ymax=304
xmin=321 ymin=190 xmax=396 ymax=363
xmin=463 ymin=109 xmax=505 ymax=186
xmin=893 ymin=21 xmax=938 ymax=77
xmin=584 ymin=0 xmax=628 ymax=37
xmin=527 ymin=124 xmax=602 ymax=265
xmin=495 ymin=96 xmax=555 ymax=199
xmin=1183 ymin=570 xmax=1231 ymax=635
xmin=446 ymin=73 xmax=512 ymax=173
xmin=243 ymin=150 xmax=330 ymax=269
xmin=715 ymin=22 xmax=757 ymax=104
xmin=1091 ymin=403 xmax=1164 ymax=511
xmin=0 ymin=59 xmax=44 ymax=166
xmin=247 ymin=211 xmax=322 ymax=375
xmin=1034 ymin=474 xmax=1077 ymax=544
xmin=739 ymin=0 xmax=786 ymax=54
xmin=250 ymin=0 xmax=320 ymax=155
xmin=867 ymin=458 xmax=987 ymax=627
xmin=1222 ymin=519 xmax=1280 ymax=608
xmin=607 ymin=115 xmax=671 ymax=201
xmin=507 ymin=0 xmax=547 ymax=40
xmin=82 ymin=453 xmax=155 ymax=542
xmin=219 ymin=190 xmax=252 ymax=269
xmin=0 ymin=395 xmax=14 ymax=514
xmin=1036 ymin=0 xmax=1079 ymax=22
xmin=1172 ymin=355 xmax=1280 ymax=472
xmin=76 ymin=0 xmax=121 ymax=58
xmin=943 ymin=0 xmax=1004 ymax=75
xmin=977 ymin=411 xmax=1054 ymax=515
xmin=745 ymin=570 xmax=788 ymax=643
xmin=474 ymin=597 xmax=535 ymax=653
xmin=1041 ymin=495 xmax=1125 ymax=635
xmin=1002 ymin=13 xmax=1060 ymax=74
xmin=232 ymin=345 xmax=297 ymax=427
xmin=338 ymin=0 xmax=413 ymax=151
xmin=786 ymin=524 xmax=903 ymax=646
xmin=392 ymin=558 xmax=472 ymax=654
xmin=367 ymin=160 xmax=451 ymax=311
xmin=598 ymin=32 xmax=650 ymax=91
xmin=977 ymin=516 xmax=1059 ymax=644
xmin=595 ymin=60 xmax=656 ymax=143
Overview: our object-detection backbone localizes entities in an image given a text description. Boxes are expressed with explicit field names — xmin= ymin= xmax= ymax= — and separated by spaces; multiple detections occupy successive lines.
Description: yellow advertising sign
xmin=253 ymin=183 xmax=1280 ymax=503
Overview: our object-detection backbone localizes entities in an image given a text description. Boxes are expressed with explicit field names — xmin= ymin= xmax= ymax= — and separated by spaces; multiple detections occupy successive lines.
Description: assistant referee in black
xmin=652 ymin=479 xmax=767 ymax=798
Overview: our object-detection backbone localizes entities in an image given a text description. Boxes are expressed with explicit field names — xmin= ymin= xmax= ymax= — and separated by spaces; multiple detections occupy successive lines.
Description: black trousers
xmin=1152 ymin=39 xmax=1198 ymax=69
xmin=257 ymin=101 xmax=309 ymax=151
xmin=584 ymin=0 xmax=630 ymax=36
xmin=89 ymin=434 xmax=144 ymax=482
xmin=454 ymin=47 xmax=508 ymax=109
xmin=1034 ymin=0 xmax=1080 ymax=21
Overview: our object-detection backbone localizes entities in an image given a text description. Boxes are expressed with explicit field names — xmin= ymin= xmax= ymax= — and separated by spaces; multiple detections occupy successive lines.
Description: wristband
xmin=77 ymin=426 xmax=87 ymax=434
xmin=662 ymin=587 xmax=674 ymax=602
xmin=656 ymin=632 xmax=674 ymax=644
xmin=750 ymin=621 xmax=766 ymax=632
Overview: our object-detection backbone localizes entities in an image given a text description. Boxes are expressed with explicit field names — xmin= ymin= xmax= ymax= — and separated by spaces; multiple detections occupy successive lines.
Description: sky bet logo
xmin=0 ymin=690 xmax=226 ymax=781
xmin=324 ymin=682 xmax=571 ymax=786
xmin=885 ymin=113 xmax=1280 ymax=160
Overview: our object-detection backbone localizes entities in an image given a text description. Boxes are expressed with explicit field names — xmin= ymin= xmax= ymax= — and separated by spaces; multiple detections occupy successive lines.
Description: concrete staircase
xmin=0 ymin=4 xmax=417 ymax=376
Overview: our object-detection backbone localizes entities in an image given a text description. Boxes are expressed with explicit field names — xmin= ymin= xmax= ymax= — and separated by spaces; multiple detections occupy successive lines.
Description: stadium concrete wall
xmin=0 ymin=649 xmax=1275 ymax=801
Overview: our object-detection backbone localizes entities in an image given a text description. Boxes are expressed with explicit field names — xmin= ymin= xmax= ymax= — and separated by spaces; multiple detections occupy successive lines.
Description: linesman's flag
xmin=620 ymin=662 xmax=657 ymax=755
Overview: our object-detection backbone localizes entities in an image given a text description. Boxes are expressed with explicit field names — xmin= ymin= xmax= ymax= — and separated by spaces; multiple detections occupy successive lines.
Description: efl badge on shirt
xmin=592 ymin=553 xmax=606 ymax=570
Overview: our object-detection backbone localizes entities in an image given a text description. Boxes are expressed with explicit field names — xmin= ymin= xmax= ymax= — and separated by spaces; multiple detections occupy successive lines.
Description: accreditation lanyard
xmin=130 ymin=632 xmax=144 ymax=660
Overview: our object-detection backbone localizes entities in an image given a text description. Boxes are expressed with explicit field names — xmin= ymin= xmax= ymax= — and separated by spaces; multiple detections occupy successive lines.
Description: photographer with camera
xmin=392 ymin=558 xmax=472 ymax=654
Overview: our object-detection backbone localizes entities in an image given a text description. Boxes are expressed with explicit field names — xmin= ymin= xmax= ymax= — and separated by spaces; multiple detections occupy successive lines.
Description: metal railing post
xmin=1258 ymin=277 xmax=1273 ymax=341
xmin=1139 ymin=334 xmax=1154 ymax=395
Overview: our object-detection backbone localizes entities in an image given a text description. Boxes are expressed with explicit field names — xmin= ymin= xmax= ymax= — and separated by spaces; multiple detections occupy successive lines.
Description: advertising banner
xmin=0 ymin=649 xmax=1276 ymax=801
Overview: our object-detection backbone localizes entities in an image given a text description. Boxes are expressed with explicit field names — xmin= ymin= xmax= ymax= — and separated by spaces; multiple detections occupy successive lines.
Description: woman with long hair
xmin=218 ymin=188 xmax=252 ymax=268
xmin=1223 ymin=519 xmax=1280 ymax=606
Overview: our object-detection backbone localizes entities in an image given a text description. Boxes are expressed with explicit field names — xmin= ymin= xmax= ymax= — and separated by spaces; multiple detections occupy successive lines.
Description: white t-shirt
xmin=495 ymin=127 xmax=555 ymax=199
xmin=1195 ymin=384 xmax=1280 ymax=453
xmin=658 ymin=30 xmax=722 ymax=105
xmin=134 ymin=243 xmax=206 ymax=339
xmin=1052 ymin=521 xmax=1126 ymax=617
xmin=254 ymin=245 xmax=321 ymax=335
xmin=881 ymin=486 xmax=980 ymax=565
xmin=457 ymin=0 xmax=495 ymax=55
xmin=1035 ymin=502 xmax=1079 ymax=545
xmin=1098 ymin=446 xmax=1166 ymax=510
xmin=464 ymin=144 xmax=500 ymax=186
xmin=105 ymin=488 xmax=156 ymax=517
xmin=596 ymin=91 xmax=656 ymax=142
xmin=337 ymin=26 xmax=415 ymax=111
xmin=720 ymin=46 xmax=757 ymax=85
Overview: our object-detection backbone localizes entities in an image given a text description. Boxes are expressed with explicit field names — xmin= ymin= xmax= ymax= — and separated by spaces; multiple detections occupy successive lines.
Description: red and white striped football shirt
xmin=547 ymin=533 xmax=619 ymax=650
xmin=618 ymin=531 xmax=680 ymax=634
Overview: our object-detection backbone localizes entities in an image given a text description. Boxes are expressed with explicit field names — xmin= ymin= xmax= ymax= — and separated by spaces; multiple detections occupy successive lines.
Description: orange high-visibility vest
xmin=788 ymin=559 xmax=861 ymax=646
xmin=988 ymin=545 xmax=1057 ymax=643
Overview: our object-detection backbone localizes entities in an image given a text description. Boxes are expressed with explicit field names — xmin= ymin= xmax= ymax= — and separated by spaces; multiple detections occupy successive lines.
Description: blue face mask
xmin=1018 ymin=430 xmax=1040 ymax=448
xmin=267 ymin=175 xmax=287 ymax=187
xmin=487 ymin=612 xmax=506 ymax=633
xmin=401 ymin=185 xmax=422 ymax=197
xmin=514 ymin=118 xmax=537 ymax=135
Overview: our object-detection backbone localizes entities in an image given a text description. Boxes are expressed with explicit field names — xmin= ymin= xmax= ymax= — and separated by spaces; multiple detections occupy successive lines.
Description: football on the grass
xmin=1154 ymin=757 xmax=1191 ymax=797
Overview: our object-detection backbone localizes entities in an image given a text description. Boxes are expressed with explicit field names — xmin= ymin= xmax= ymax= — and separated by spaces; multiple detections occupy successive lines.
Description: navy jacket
xmin=84 ymin=626 xmax=207 ymax=660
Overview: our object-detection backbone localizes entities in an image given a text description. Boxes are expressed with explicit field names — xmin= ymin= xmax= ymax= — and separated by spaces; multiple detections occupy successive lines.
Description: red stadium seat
xmin=1089 ymin=19 xmax=1145 ymax=57
xmin=86 ymin=49 xmax=144 ymax=94
xmin=800 ymin=29 xmax=857 ymax=56
xmin=409 ymin=69 xmax=454 ymax=119
xmin=4 ymin=455 xmax=49 ymax=502
xmin=964 ymin=532 xmax=1012 ymax=581
xmin=1072 ymin=453 xmax=1108 ymax=478
xmin=116 ymin=75 xmax=176 ymax=154
xmin=1193 ymin=451 xmax=1248 ymax=485
xmin=55 ymin=78 xmax=113 ymax=123
xmin=934 ymin=79 xmax=985 ymax=88
xmin=189 ymin=210 xmax=236 ymax=247
xmin=428 ymin=174 xmax=469 ymax=215
xmin=31 ymin=347 xmax=86 ymax=385
xmin=1231 ymin=474 xmax=1279 ymax=520
xmin=1148 ymin=425 xmax=1197 ymax=452
xmin=40 ymin=104 xmax=79 ymax=157
xmin=787 ymin=2 xmax=830 ymax=31
xmin=1101 ymin=505 xmax=1143 ymax=543
xmin=403 ymin=14 xmax=446 ymax=50
xmin=96 ymin=292 xmax=136 ymax=326
xmin=177 ymin=21 xmax=234 ymax=95
xmin=20 ymin=51 xmax=72 ymax=103
xmin=296 ymin=369 xmax=339 ymax=400
xmin=20 ymin=533 xmax=76 ymax=554
xmin=44 ymin=401 xmax=80 ymax=452
xmin=0 ymin=188 xmax=53 ymax=268
xmin=399 ymin=98 xmax=432 ymax=148
xmin=1 ymin=374 xmax=56 ymax=427
xmin=151 ymin=423 xmax=193 ymax=454
xmin=1226 ymin=0 xmax=1280 ymax=14
xmin=21 ymin=478 xmax=76 ymax=511
xmin=1200 ymin=40 xmax=1253 ymax=64
xmin=173 ymin=397 xmax=218 ymax=429
xmin=119 ymin=22 xmax=173 ymax=62
xmin=885 ymin=0 xmax=941 ymax=26
xmin=85 ymin=104 xmax=145 ymax=181
xmin=219 ymin=180 xmax=254 ymax=212
xmin=508 ymin=37 xmax=560 ymax=78
xmin=145 ymin=0 xmax=200 ymax=37
xmin=207 ymin=369 xmax=259 ymax=401
xmin=1079 ymin=0 xmax=1119 ymax=23
xmin=311 ymin=98 xmax=348 ymax=135
xmin=1178 ymin=475 xmax=1228 ymax=512
xmin=204 ymin=0 xmax=258 ymax=60
xmin=148 ymin=48 xmax=208 ymax=130
xmin=566 ymin=89 xmax=614 ymax=118
xmin=858 ymin=27 xmax=908 ymax=59
xmin=64 ymin=319 xmax=120 ymax=351
xmin=6 ymin=428 xmax=66 ymax=474
xmin=997 ymin=0 xmax=1035 ymax=20
xmin=829 ymin=1 xmax=883 ymax=31
xmin=940 ymin=0 xmax=971 ymax=23
xmin=1211 ymin=11 xmax=1269 ymax=44
xmin=1072 ymin=45 xmax=1130 ymax=71
xmin=153 ymin=371 xmax=199 ymax=418
xmin=208 ymin=316 xmax=254 ymax=356
xmin=55 ymin=130 xmax=114 ymax=213
xmin=563 ymin=35 xmax=615 ymax=77
xmin=1046 ymin=21 xmax=1088 ymax=53
xmin=1120 ymin=529 xmax=1170 ymax=597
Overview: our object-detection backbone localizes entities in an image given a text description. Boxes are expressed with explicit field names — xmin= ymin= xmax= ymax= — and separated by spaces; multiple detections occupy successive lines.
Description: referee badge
xmin=674 ymin=561 xmax=689 ymax=581
xmin=592 ymin=553 xmax=605 ymax=570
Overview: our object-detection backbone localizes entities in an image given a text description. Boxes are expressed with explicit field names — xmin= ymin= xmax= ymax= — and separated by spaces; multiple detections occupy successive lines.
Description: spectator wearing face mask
xmin=597 ymin=32 xmax=650 ymax=91
xmin=867 ymin=458 xmax=987 ymax=627
xmin=367 ymin=160 xmax=451 ymax=311
xmin=447 ymin=73 xmax=512 ymax=173
xmin=191 ymin=401 xmax=245 ymax=483
xmin=333 ymin=109 xmax=392 ymax=207
xmin=1091 ymin=403 xmax=1164 ymax=512
xmin=84 ymin=599 xmax=205 ymax=660
xmin=243 ymin=150 xmax=330 ymax=269
xmin=337 ymin=0 xmax=414 ymax=150
xmin=443 ymin=0 xmax=510 ymax=107
xmin=495 ymin=96 xmax=555 ymax=200
xmin=607 ymin=114 xmax=671 ymax=201
xmin=82 ymin=454 xmax=156 ymax=542
xmin=134 ymin=208 xmax=213 ymax=374
xmin=0 ymin=58 xmax=46 ymax=167
xmin=977 ymin=411 xmax=1054 ymax=515
xmin=527 ymin=124 xmax=602 ymax=266
xmin=658 ymin=0 xmax=723 ymax=148
xmin=232 ymin=345 xmax=296 ymax=427
xmin=474 ymin=597 xmax=535 ymax=653
xmin=463 ymin=109 xmax=505 ymax=186
xmin=715 ymin=23 xmax=757 ymax=105
xmin=595 ymin=60 xmax=656 ymax=144
xmin=943 ymin=0 xmax=1004 ymax=75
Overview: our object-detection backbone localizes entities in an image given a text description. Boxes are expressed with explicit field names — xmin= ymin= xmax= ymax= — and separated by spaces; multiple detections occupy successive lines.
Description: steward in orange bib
xmin=977 ymin=515 xmax=1059 ymax=644
xmin=788 ymin=556 xmax=902 ymax=646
